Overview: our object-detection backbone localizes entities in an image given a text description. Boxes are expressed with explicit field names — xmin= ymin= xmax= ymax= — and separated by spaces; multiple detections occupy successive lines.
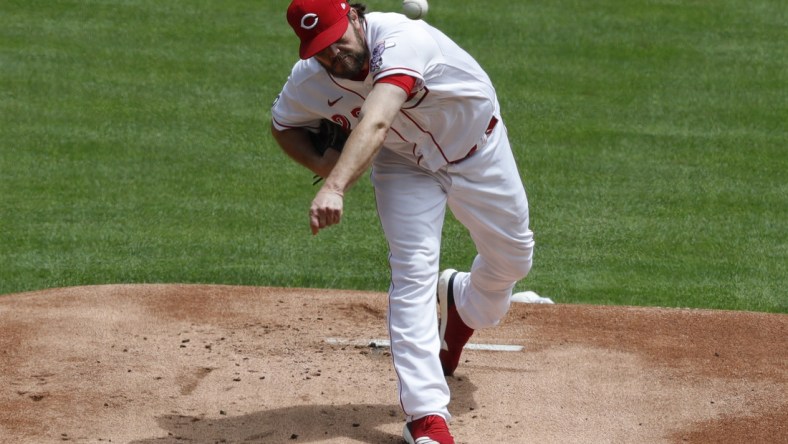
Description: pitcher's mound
xmin=1 ymin=284 xmax=785 ymax=443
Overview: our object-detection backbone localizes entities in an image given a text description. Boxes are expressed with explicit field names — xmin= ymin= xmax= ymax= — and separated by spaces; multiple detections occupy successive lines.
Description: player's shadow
xmin=130 ymin=376 xmax=477 ymax=444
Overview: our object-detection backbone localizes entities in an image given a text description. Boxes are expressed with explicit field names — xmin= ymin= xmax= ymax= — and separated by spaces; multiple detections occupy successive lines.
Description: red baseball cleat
xmin=437 ymin=269 xmax=475 ymax=376
xmin=403 ymin=415 xmax=455 ymax=444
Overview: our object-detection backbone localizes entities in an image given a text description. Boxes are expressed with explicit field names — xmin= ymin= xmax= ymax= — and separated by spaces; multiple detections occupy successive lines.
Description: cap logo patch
xmin=300 ymin=13 xmax=318 ymax=29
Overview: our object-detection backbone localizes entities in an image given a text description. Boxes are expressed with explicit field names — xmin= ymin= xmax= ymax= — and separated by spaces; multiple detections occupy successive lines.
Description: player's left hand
xmin=309 ymin=186 xmax=344 ymax=235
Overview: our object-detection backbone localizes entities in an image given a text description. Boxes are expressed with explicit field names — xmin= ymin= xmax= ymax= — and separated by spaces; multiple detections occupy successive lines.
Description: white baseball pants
xmin=370 ymin=119 xmax=534 ymax=421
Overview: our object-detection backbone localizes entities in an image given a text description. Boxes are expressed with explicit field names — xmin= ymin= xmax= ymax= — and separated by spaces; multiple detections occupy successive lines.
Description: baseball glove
xmin=308 ymin=119 xmax=348 ymax=156
xmin=309 ymin=119 xmax=349 ymax=185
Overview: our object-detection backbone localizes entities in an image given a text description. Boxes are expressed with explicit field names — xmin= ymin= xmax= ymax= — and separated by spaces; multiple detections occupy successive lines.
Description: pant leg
xmin=446 ymin=120 xmax=535 ymax=329
xmin=371 ymin=149 xmax=452 ymax=421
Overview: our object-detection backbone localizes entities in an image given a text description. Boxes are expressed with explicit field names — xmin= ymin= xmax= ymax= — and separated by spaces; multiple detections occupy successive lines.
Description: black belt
xmin=450 ymin=116 xmax=498 ymax=164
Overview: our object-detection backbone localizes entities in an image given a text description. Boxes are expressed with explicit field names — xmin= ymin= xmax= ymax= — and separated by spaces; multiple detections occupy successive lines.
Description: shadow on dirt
xmin=130 ymin=377 xmax=477 ymax=443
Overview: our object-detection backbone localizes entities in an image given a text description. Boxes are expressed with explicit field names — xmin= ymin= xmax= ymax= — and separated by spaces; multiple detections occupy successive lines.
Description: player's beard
xmin=329 ymin=52 xmax=365 ymax=79
xmin=326 ymin=26 xmax=369 ymax=80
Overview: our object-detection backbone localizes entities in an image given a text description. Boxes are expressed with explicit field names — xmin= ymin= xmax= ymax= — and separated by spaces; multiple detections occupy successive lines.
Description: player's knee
xmin=511 ymin=252 xmax=533 ymax=280
xmin=502 ymin=239 xmax=534 ymax=281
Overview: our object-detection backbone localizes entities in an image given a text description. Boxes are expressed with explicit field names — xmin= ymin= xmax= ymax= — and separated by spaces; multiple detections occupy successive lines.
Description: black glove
xmin=309 ymin=119 xmax=349 ymax=185
xmin=308 ymin=119 xmax=348 ymax=155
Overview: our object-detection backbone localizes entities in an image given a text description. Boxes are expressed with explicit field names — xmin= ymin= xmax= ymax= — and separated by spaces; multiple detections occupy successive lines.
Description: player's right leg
xmin=446 ymin=120 xmax=535 ymax=330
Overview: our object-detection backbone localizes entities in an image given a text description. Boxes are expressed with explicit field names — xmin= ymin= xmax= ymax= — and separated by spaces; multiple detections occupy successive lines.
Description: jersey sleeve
xmin=368 ymin=23 xmax=438 ymax=94
xmin=376 ymin=73 xmax=418 ymax=98
xmin=271 ymin=65 xmax=323 ymax=131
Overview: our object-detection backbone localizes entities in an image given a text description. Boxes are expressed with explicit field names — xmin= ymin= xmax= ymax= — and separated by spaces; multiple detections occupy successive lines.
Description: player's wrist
xmin=320 ymin=180 xmax=345 ymax=198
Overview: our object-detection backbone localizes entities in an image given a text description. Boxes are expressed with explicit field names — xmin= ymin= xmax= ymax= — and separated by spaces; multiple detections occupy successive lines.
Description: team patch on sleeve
xmin=370 ymin=41 xmax=395 ymax=74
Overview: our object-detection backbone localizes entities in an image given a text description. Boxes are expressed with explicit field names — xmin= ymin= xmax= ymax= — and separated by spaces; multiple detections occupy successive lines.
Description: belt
xmin=450 ymin=116 xmax=498 ymax=165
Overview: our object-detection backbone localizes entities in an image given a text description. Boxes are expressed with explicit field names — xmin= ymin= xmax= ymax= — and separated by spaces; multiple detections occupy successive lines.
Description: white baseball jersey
xmin=272 ymin=12 xmax=500 ymax=171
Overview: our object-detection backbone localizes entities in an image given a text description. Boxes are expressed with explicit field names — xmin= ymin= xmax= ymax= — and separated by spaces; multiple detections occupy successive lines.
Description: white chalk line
xmin=325 ymin=338 xmax=523 ymax=352
xmin=324 ymin=292 xmax=552 ymax=352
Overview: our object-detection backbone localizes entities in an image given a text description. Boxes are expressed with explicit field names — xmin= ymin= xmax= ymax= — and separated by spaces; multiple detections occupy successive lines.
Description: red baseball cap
xmin=287 ymin=0 xmax=351 ymax=59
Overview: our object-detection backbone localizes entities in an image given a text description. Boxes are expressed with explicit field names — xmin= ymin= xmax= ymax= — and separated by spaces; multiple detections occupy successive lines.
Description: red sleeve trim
xmin=376 ymin=74 xmax=418 ymax=99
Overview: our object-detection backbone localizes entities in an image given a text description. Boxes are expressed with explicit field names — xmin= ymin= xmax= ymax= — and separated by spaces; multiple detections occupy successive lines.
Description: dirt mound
xmin=1 ymin=284 xmax=785 ymax=443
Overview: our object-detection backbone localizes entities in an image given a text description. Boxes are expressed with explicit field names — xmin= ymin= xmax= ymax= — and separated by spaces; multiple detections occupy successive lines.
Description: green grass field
xmin=1 ymin=0 xmax=785 ymax=313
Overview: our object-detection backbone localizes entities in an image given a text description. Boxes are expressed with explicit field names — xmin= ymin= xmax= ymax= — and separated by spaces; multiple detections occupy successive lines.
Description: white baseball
xmin=402 ymin=0 xmax=428 ymax=20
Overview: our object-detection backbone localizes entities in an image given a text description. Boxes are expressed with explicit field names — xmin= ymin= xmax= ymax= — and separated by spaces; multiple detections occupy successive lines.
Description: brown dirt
xmin=0 ymin=284 xmax=785 ymax=443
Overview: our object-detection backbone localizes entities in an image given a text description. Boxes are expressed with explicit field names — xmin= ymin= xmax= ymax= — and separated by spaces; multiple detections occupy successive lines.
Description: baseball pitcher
xmin=270 ymin=1 xmax=535 ymax=442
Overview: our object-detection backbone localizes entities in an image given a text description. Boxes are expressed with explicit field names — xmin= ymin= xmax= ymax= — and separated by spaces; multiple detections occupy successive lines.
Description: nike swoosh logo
xmin=327 ymin=96 xmax=343 ymax=107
